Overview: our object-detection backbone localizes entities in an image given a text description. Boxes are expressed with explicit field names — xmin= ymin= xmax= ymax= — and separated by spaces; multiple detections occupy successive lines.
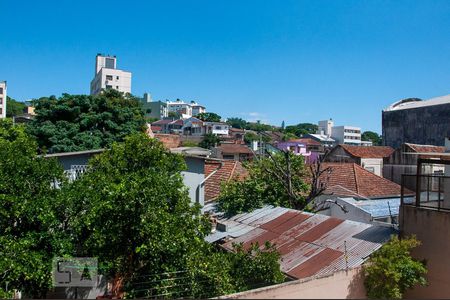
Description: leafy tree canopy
xmin=227 ymin=117 xmax=248 ymax=129
xmin=26 ymin=90 xmax=146 ymax=153
xmin=64 ymin=133 xmax=283 ymax=298
xmin=364 ymin=235 xmax=427 ymax=299
xmin=6 ymin=96 xmax=26 ymax=118
xmin=362 ymin=131 xmax=382 ymax=146
xmin=199 ymin=133 xmax=220 ymax=149
xmin=196 ymin=112 xmax=221 ymax=122
xmin=217 ymin=151 xmax=310 ymax=216
xmin=284 ymin=123 xmax=318 ymax=137
xmin=0 ymin=119 xmax=69 ymax=298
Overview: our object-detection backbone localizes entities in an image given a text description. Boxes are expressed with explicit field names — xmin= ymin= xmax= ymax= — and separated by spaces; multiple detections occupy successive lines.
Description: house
xmin=182 ymin=117 xmax=205 ymax=136
xmin=204 ymin=159 xmax=248 ymax=202
xmin=45 ymin=147 xmax=211 ymax=206
xmin=44 ymin=149 xmax=105 ymax=181
xmin=320 ymin=163 xmax=405 ymax=199
xmin=151 ymin=118 xmax=184 ymax=134
xmin=206 ymin=205 xmax=394 ymax=283
xmin=275 ymin=140 xmax=313 ymax=163
xmin=399 ymin=154 xmax=450 ymax=298
xmin=212 ymin=141 xmax=254 ymax=161
xmin=304 ymin=133 xmax=335 ymax=148
xmin=314 ymin=162 xmax=413 ymax=225
xmin=326 ymin=144 xmax=394 ymax=176
xmin=383 ymin=142 xmax=446 ymax=186
xmin=203 ymin=122 xmax=229 ymax=136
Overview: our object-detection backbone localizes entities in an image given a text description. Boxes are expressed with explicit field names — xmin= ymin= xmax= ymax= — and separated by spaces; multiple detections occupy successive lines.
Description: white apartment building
xmin=331 ymin=126 xmax=361 ymax=145
xmin=166 ymin=99 xmax=207 ymax=118
xmin=0 ymin=81 xmax=7 ymax=118
xmin=191 ymin=102 xmax=206 ymax=116
xmin=318 ymin=119 xmax=334 ymax=137
xmin=90 ymin=54 xmax=132 ymax=95
xmin=317 ymin=119 xmax=362 ymax=145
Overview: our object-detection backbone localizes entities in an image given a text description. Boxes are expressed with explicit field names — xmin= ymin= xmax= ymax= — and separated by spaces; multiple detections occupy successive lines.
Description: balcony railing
xmin=401 ymin=174 xmax=450 ymax=211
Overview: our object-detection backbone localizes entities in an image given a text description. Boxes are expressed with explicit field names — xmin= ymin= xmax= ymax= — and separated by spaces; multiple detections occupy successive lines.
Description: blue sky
xmin=1 ymin=0 xmax=450 ymax=133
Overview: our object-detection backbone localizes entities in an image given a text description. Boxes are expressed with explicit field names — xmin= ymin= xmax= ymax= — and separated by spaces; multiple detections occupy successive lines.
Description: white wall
xmin=90 ymin=68 xmax=132 ymax=95
xmin=361 ymin=158 xmax=383 ymax=176
xmin=0 ymin=81 xmax=6 ymax=118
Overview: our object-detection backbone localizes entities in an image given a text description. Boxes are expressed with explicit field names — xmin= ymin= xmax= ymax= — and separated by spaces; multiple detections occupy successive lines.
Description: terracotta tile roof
xmin=321 ymin=163 xmax=407 ymax=198
xmin=339 ymin=145 xmax=394 ymax=158
xmin=217 ymin=143 xmax=253 ymax=154
xmin=405 ymin=143 xmax=446 ymax=153
xmin=289 ymin=138 xmax=321 ymax=146
xmin=204 ymin=160 xmax=248 ymax=202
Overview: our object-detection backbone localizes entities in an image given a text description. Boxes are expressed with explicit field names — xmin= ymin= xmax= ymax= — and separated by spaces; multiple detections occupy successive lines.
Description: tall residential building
xmin=190 ymin=101 xmax=206 ymax=116
xmin=318 ymin=119 xmax=333 ymax=137
xmin=90 ymin=54 xmax=132 ymax=95
xmin=317 ymin=119 xmax=361 ymax=145
xmin=382 ymin=94 xmax=450 ymax=148
xmin=331 ymin=125 xmax=361 ymax=145
xmin=0 ymin=81 xmax=7 ymax=118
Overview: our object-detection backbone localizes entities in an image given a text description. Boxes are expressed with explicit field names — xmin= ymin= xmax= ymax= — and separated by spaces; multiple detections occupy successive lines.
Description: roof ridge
xmin=353 ymin=163 xmax=360 ymax=195
xmin=228 ymin=161 xmax=238 ymax=182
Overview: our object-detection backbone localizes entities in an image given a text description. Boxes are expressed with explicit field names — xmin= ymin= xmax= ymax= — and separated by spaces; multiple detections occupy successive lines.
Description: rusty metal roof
xmin=207 ymin=205 xmax=394 ymax=280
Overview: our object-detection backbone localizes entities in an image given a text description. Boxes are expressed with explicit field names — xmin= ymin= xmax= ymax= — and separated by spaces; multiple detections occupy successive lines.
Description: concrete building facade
xmin=0 ymin=81 xmax=7 ymax=118
xmin=331 ymin=125 xmax=361 ymax=145
xmin=140 ymin=93 xmax=168 ymax=120
xmin=317 ymin=119 xmax=362 ymax=145
xmin=382 ymin=95 xmax=450 ymax=148
xmin=90 ymin=54 xmax=132 ymax=95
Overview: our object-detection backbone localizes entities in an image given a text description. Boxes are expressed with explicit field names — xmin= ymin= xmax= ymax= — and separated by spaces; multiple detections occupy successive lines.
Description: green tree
xmin=246 ymin=122 xmax=275 ymax=132
xmin=65 ymin=133 xmax=212 ymax=296
xmin=217 ymin=151 xmax=310 ymax=215
xmin=199 ymin=133 xmax=220 ymax=149
xmin=244 ymin=132 xmax=259 ymax=143
xmin=284 ymin=123 xmax=318 ymax=137
xmin=6 ymin=96 xmax=26 ymax=117
xmin=26 ymin=90 xmax=146 ymax=153
xmin=63 ymin=133 xmax=283 ymax=298
xmin=362 ymin=131 xmax=381 ymax=146
xmin=226 ymin=117 xmax=248 ymax=129
xmin=364 ymin=236 xmax=427 ymax=299
xmin=168 ymin=111 xmax=179 ymax=118
xmin=195 ymin=112 xmax=221 ymax=122
xmin=0 ymin=119 xmax=70 ymax=298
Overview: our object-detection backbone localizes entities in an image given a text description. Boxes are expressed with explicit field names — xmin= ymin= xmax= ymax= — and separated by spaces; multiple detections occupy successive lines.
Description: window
xmin=105 ymin=85 xmax=113 ymax=89
xmin=0 ymin=108 xmax=2 ymax=114
xmin=116 ymin=86 xmax=119 ymax=89
xmin=0 ymin=97 xmax=2 ymax=104
xmin=215 ymin=126 xmax=222 ymax=130
xmin=105 ymin=58 xmax=115 ymax=69
xmin=116 ymin=76 xmax=119 ymax=80
xmin=0 ymin=87 xmax=3 ymax=94
xmin=106 ymin=75 xmax=113 ymax=80
xmin=365 ymin=167 xmax=375 ymax=173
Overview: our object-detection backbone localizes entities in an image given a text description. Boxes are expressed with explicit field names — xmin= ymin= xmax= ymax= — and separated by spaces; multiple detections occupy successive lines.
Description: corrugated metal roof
xmin=341 ymin=197 xmax=402 ymax=218
xmin=208 ymin=205 xmax=395 ymax=280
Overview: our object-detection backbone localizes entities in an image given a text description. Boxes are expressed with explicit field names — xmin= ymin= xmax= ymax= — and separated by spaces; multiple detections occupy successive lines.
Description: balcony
xmin=401 ymin=174 xmax=450 ymax=211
